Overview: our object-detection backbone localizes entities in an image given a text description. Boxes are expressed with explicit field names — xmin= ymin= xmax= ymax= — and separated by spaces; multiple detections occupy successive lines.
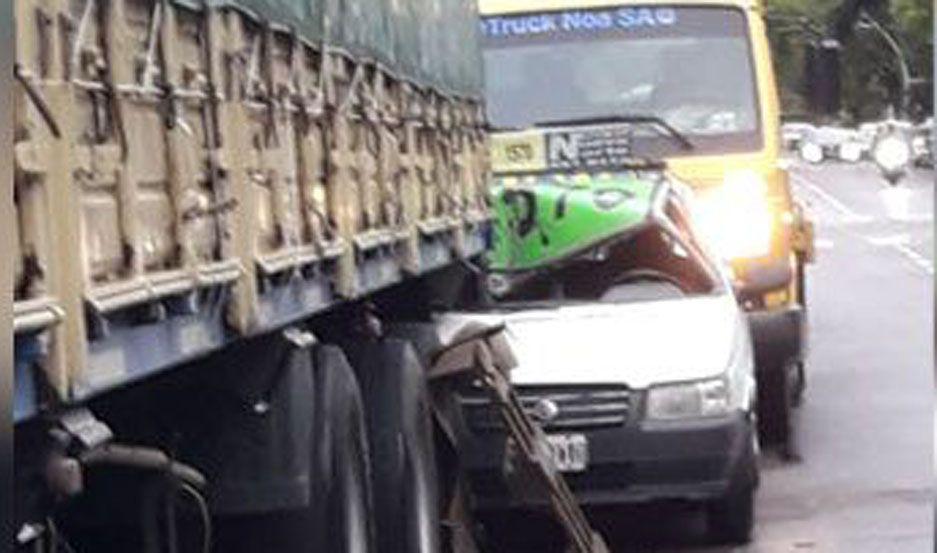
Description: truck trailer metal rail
xmin=13 ymin=0 xmax=489 ymax=416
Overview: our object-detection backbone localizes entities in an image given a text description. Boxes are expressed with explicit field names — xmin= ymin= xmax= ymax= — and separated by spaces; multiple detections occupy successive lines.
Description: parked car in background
xmin=912 ymin=117 xmax=934 ymax=168
xmin=799 ymin=126 xmax=865 ymax=163
xmin=857 ymin=122 xmax=881 ymax=156
xmin=782 ymin=121 xmax=816 ymax=152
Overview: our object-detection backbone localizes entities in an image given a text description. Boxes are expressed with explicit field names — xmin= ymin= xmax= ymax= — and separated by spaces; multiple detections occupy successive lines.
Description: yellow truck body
xmin=479 ymin=0 xmax=813 ymax=308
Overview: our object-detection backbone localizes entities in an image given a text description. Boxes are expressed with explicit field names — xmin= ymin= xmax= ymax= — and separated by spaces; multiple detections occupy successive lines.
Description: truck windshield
xmin=481 ymin=6 xmax=763 ymax=155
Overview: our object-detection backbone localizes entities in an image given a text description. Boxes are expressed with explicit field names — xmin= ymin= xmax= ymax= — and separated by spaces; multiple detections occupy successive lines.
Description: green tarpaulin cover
xmin=174 ymin=0 xmax=484 ymax=97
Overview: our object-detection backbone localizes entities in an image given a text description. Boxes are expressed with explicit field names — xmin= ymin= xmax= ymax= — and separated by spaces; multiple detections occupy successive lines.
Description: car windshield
xmin=481 ymin=6 xmax=762 ymax=156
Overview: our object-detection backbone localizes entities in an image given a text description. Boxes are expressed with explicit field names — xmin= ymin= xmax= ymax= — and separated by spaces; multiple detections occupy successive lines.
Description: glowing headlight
xmin=646 ymin=378 xmax=732 ymax=421
xmin=800 ymin=142 xmax=824 ymax=164
xmin=874 ymin=135 xmax=911 ymax=173
xmin=838 ymin=142 xmax=863 ymax=163
xmin=693 ymin=171 xmax=773 ymax=261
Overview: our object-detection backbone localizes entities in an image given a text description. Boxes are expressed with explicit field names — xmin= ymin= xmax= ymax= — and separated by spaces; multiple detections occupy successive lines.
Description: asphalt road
xmin=492 ymin=162 xmax=935 ymax=552
xmin=743 ymin=161 xmax=934 ymax=553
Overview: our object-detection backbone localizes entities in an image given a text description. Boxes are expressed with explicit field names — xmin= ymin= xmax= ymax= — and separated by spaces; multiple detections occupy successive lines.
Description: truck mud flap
xmin=172 ymin=329 xmax=317 ymax=515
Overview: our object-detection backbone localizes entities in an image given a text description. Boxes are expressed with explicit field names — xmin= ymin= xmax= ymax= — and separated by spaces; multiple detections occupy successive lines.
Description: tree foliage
xmin=766 ymin=0 xmax=932 ymax=121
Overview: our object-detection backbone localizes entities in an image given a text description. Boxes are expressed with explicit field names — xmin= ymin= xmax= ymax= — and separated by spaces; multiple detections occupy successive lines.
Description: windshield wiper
xmin=533 ymin=114 xmax=694 ymax=151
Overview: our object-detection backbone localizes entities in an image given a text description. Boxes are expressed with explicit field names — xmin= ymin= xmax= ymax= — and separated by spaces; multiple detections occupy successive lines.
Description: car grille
xmin=459 ymin=385 xmax=632 ymax=432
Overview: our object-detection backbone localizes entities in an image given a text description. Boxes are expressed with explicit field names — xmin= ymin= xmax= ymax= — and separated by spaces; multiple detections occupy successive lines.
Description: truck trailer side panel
xmin=13 ymin=0 xmax=490 ymax=417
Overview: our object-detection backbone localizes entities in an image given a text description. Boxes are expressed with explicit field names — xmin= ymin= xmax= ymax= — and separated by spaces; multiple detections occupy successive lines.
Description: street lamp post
xmin=856 ymin=13 xmax=912 ymax=116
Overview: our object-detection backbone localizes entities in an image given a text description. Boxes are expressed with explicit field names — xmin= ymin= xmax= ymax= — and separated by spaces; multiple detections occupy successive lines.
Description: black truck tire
xmin=792 ymin=259 xmax=808 ymax=407
xmin=756 ymin=361 xmax=794 ymax=447
xmin=791 ymin=360 xmax=807 ymax=408
xmin=344 ymin=339 xmax=442 ymax=553
xmin=311 ymin=345 xmax=376 ymax=553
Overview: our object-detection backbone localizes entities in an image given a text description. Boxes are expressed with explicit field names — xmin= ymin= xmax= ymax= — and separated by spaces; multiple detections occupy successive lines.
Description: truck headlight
xmin=645 ymin=378 xmax=731 ymax=421
xmin=693 ymin=171 xmax=773 ymax=261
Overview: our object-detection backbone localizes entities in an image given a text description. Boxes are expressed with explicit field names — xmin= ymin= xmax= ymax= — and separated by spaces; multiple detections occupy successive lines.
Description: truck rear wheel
xmin=791 ymin=360 xmax=807 ymax=407
xmin=793 ymin=259 xmax=808 ymax=407
xmin=345 ymin=340 xmax=442 ymax=553
xmin=757 ymin=361 xmax=794 ymax=449
xmin=312 ymin=345 xmax=376 ymax=553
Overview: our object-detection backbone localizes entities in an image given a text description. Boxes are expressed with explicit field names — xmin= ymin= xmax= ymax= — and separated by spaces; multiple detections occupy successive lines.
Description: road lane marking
xmin=866 ymin=234 xmax=934 ymax=275
xmin=791 ymin=165 xmax=932 ymax=274
xmin=867 ymin=234 xmax=909 ymax=246
xmin=894 ymin=243 xmax=935 ymax=275
xmin=814 ymin=238 xmax=835 ymax=250
xmin=790 ymin=173 xmax=872 ymax=223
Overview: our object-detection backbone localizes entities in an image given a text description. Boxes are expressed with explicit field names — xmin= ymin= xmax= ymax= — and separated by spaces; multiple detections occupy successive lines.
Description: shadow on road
xmin=480 ymin=503 xmax=715 ymax=553
xmin=478 ymin=448 xmax=794 ymax=553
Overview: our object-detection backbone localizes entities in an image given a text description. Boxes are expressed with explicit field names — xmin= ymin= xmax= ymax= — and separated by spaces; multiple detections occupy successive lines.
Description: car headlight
xmin=838 ymin=142 xmax=863 ymax=163
xmin=645 ymin=378 xmax=732 ymax=421
xmin=693 ymin=170 xmax=774 ymax=261
xmin=800 ymin=142 xmax=824 ymax=164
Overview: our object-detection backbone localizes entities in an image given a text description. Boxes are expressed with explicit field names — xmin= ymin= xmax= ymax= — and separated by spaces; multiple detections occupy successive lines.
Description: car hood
xmin=437 ymin=294 xmax=744 ymax=389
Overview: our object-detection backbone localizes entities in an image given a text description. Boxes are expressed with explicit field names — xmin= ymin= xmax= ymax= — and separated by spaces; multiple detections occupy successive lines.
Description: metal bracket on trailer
xmin=428 ymin=323 xmax=610 ymax=553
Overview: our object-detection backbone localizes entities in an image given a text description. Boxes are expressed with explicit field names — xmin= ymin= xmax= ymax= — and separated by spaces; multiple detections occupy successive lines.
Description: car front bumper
xmin=459 ymin=408 xmax=756 ymax=510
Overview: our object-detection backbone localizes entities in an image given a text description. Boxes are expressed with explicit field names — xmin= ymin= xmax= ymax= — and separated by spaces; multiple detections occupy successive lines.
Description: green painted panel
xmin=488 ymin=173 xmax=659 ymax=272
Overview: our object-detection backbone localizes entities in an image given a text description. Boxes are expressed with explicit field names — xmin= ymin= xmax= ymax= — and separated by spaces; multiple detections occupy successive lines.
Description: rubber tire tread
xmin=345 ymin=339 xmax=442 ymax=553
xmin=756 ymin=362 xmax=792 ymax=446
xmin=311 ymin=345 xmax=376 ymax=553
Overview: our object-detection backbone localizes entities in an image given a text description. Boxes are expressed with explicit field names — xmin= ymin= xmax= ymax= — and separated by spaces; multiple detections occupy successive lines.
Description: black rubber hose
xmin=79 ymin=444 xmax=207 ymax=489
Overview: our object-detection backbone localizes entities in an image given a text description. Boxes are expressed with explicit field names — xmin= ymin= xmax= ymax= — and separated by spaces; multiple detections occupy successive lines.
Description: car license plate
xmin=546 ymin=434 xmax=589 ymax=473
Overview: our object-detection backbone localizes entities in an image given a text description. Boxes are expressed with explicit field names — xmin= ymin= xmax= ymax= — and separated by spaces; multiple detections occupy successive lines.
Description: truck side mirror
xmin=804 ymin=39 xmax=842 ymax=117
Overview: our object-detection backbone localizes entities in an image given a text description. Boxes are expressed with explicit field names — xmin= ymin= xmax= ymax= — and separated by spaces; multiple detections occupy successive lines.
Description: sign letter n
xmin=549 ymin=133 xmax=578 ymax=166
